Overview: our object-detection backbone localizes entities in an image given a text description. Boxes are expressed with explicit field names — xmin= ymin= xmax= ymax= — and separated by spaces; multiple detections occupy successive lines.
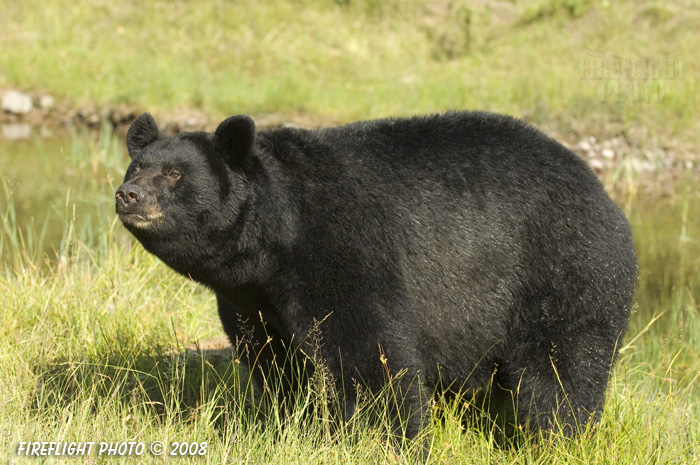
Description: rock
xmin=576 ymin=139 xmax=592 ymax=152
xmin=601 ymin=148 xmax=615 ymax=159
xmin=39 ymin=95 xmax=56 ymax=111
xmin=588 ymin=158 xmax=605 ymax=172
xmin=1 ymin=90 xmax=33 ymax=115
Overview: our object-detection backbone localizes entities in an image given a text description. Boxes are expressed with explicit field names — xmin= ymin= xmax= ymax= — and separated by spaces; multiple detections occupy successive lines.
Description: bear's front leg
xmin=326 ymin=341 xmax=432 ymax=459
xmin=216 ymin=291 xmax=309 ymax=411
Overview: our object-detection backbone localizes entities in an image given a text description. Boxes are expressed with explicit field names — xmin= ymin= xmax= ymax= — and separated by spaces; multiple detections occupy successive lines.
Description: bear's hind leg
xmin=496 ymin=317 xmax=624 ymax=437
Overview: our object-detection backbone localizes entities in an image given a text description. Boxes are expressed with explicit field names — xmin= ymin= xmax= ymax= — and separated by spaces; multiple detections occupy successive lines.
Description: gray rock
xmin=1 ymin=90 xmax=33 ymax=115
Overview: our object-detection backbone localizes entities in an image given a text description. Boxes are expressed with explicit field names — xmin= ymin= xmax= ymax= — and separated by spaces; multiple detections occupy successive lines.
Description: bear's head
xmin=116 ymin=113 xmax=256 ymax=262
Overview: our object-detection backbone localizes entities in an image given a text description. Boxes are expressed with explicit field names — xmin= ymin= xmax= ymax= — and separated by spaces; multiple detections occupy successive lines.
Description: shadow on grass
xmin=30 ymin=337 xmax=437 ymax=461
xmin=31 ymin=337 xmax=260 ymax=430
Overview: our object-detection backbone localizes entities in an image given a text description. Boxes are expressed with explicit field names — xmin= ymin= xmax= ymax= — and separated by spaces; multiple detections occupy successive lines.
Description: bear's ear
xmin=214 ymin=115 xmax=256 ymax=168
xmin=126 ymin=113 xmax=160 ymax=158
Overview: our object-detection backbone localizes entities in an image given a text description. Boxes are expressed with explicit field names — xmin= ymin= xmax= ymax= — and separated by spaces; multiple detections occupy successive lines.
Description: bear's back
xmin=262 ymin=112 xmax=592 ymax=196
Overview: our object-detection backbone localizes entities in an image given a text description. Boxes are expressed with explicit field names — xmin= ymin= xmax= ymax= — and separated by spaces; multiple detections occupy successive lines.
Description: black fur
xmin=116 ymin=111 xmax=637 ymax=445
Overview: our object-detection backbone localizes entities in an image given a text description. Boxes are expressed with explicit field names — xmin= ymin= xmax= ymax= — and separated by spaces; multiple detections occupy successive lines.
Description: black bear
xmin=116 ymin=111 xmax=637 ymax=447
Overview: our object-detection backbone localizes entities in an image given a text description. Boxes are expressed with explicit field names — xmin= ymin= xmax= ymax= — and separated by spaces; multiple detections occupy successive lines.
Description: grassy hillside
xmin=1 ymin=0 xmax=698 ymax=142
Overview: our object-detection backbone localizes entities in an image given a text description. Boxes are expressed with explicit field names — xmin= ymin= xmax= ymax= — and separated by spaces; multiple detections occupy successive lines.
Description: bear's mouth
xmin=118 ymin=211 xmax=164 ymax=228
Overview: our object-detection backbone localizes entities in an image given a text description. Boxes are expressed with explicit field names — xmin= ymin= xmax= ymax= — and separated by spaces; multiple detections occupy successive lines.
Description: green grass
xmin=1 ymin=0 xmax=699 ymax=143
xmin=1 ymin=127 xmax=699 ymax=463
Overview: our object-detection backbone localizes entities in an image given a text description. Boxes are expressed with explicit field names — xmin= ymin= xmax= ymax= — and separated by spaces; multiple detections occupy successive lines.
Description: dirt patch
xmin=179 ymin=336 xmax=236 ymax=369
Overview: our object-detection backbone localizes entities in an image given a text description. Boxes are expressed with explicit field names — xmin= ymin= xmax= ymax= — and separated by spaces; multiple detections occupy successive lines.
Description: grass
xmin=1 ymin=126 xmax=699 ymax=463
xmin=1 ymin=0 xmax=699 ymax=144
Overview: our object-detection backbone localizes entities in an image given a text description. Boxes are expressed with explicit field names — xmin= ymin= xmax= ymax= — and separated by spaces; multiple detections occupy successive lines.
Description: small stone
xmin=1 ymin=90 xmax=33 ymax=115
xmin=576 ymin=139 xmax=592 ymax=152
xmin=39 ymin=95 xmax=56 ymax=111
xmin=588 ymin=158 xmax=605 ymax=172
xmin=601 ymin=148 xmax=615 ymax=159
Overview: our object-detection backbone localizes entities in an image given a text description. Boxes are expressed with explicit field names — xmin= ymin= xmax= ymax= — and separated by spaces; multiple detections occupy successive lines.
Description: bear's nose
xmin=115 ymin=183 xmax=144 ymax=206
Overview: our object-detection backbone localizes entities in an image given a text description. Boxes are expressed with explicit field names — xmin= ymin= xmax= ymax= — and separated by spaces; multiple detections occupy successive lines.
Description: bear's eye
xmin=168 ymin=170 xmax=182 ymax=181
xmin=130 ymin=166 xmax=141 ymax=176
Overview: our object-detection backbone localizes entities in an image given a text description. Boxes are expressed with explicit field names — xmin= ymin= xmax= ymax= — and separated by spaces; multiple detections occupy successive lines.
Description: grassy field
xmin=0 ymin=112 xmax=698 ymax=465
xmin=1 ymin=0 xmax=699 ymax=143
xmin=1 ymin=0 xmax=699 ymax=463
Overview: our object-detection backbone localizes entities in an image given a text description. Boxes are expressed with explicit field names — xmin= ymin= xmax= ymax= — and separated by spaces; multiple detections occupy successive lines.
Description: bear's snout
xmin=115 ymin=183 xmax=164 ymax=228
xmin=115 ymin=183 xmax=144 ymax=208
